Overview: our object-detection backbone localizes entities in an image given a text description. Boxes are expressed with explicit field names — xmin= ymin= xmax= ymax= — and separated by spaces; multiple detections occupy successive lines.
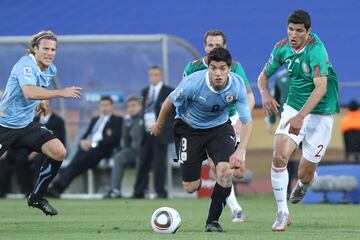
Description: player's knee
xmin=183 ymin=181 xmax=201 ymax=193
xmin=273 ymin=151 xmax=288 ymax=168
xmin=52 ymin=146 xmax=67 ymax=161
xmin=216 ymin=168 xmax=232 ymax=187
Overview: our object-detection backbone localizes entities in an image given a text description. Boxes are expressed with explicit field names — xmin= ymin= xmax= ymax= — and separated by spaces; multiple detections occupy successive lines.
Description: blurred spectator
xmin=132 ymin=66 xmax=174 ymax=199
xmin=0 ymin=100 xmax=66 ymax=197
xmin=264 ymin=69 xmax=299 ymax=196
xmin=340 ymin=100 xmax=360 ymax=161
xmin=104 ymin=96 xmax=143 ymax=198
xmin=47 ymin=96 xmax=122 ymax=197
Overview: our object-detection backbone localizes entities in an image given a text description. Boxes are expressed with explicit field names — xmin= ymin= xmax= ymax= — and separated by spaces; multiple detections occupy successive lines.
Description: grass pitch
xmin=0 ymin=194 xmax=359 ymax=240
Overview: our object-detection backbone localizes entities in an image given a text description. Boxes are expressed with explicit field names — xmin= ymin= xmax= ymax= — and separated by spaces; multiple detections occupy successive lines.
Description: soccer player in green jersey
xmin=258 ymin=9 xmax=339 ymax=231
xmin=183 ymin=30 xmax=255 ymax=223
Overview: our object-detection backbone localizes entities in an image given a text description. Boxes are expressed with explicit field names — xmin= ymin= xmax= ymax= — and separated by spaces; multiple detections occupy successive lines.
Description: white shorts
xmin=275 ymin=104 xmax=334 ymax=163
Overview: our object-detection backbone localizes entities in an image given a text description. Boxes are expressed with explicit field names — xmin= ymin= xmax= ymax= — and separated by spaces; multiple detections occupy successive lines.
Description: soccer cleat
xmin=231 ymin=209 xmax=245 ymax=223
xmin=103 ymin=189 xmax=122 ymax=199
xmin=290 ymin=182 xmax=307 ymax=204
xmin=205 ymin=221 xmax=224 ymax=232
xmin=27 ymin=196 xmax=58 ymax=216
xmin=272 ymin=211 xmax=292 ymax=231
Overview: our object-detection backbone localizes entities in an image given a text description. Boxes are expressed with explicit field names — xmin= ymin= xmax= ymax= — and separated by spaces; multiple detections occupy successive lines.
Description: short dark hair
xmin=204 ymin=29 xmax=226 ymax=46
xmin=149 ymin=65 xmax=162 ymax=72
xmin=126 ymin=96 xmax=142 ymax=104
xmin=207 ymin=47 xmax=232 ymax=66
xmin=100 ymin=95 xmax=113 ymax=104
xmin=348 ymin=100 xmax=359 ymax=111
xmin=288 ymin=9 xmax=311 ymax=30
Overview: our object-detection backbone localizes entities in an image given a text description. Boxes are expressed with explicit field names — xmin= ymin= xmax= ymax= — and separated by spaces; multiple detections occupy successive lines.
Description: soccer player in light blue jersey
xmin=151 ymin=47 xmax=252 ymax=232
xmin=0 ymin=31 xmax=81 ymax=216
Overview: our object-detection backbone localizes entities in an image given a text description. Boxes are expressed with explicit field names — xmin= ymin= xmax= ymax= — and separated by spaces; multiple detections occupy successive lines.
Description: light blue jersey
xmin=170 ymin=70 xmax=251 ymax=129
xmin=0 ymin=54 xmax=57 ymax=128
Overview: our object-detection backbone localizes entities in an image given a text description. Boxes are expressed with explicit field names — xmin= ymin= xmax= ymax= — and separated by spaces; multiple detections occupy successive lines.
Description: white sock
xmin=226 ymin=185 xmax=242 ymax=213
xmin=271 ymin=165 xmax=289 ymax=214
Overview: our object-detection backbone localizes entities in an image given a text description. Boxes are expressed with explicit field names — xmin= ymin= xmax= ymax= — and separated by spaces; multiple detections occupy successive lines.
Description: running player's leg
xmin=205 ymin=122 xmax=235 ymax=232
xmin=290 ymin=114 xmax=334 ymax=203
xmin=22 ymin=123 xmax=66 ymax=215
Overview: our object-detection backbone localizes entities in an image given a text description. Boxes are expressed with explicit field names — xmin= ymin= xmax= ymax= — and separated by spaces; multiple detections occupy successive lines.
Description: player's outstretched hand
xmin=229 ymin=153 xmax=242 ymax=170
xmin=35 ymin=101 xmax=45 ymax=116
xmin=261 ymin=91 xmax=279 ymax=116
xmin=62 ymin=86 xmax=82 ymax=99
xmin=285 ymin=114 xmax=304 ymax=136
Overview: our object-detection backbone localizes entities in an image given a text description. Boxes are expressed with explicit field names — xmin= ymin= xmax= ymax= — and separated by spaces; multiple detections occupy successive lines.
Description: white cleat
xmin=231 ymin=209 xmax=245 ymax=223
xmin=272 ymin=211 xmax=292 ymax=231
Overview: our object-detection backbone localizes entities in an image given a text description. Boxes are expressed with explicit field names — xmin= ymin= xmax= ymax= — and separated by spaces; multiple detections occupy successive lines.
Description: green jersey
xmin=264 ymin=33 xmax=339 ymax=115
xmin=183 ymin=57 xmax=252 ymax=93
xmin=183 ymin=57 xmax=252 ymax=117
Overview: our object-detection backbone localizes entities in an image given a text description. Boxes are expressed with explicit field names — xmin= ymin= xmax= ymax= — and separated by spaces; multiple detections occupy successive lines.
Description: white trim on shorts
xmin=275 ymin=104 xmax=334 ymax=163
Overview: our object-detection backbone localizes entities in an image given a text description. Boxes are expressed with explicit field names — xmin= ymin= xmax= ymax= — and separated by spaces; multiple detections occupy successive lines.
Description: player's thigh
xmin=207 ymin=121 xmax=235 ymax=166
xmin=20 ymin=122 xmax=65 ymax=159
xmin=302 ymin=114 xmax=334 ymax=163
xmin=173 ymin=120 xmax=207 ymax=182
xmin=275 ymin=104 xmax=306 ymax=145
xmin=0 ymin=126 xmax=21 ymax=157
xmin=273 ymin=134 xmax=298 ymax=167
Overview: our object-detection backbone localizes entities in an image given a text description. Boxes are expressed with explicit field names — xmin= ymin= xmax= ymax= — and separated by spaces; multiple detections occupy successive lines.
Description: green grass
xmin=0 ymin=194 xmax=359 ymax=240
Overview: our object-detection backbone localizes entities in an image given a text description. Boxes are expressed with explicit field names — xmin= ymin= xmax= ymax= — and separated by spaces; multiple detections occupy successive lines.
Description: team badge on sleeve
xmin=177 ymin=89 xmax=184 ymax=99
xmin=225 ymin=95 xmax=234 ymax=103
xmin=23 ymin=67 xmax=32 ymax=75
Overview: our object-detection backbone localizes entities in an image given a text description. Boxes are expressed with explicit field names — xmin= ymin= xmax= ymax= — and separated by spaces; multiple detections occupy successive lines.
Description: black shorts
xmin=173 ymin=119 xmax=236 ymax=182
xmin=0 ymin=121 xmax=56 ymax=157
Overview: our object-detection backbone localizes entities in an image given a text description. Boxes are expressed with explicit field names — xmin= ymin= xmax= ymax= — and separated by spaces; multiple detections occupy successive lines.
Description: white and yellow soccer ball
xmin=151 ymin=207 xmax=181 ymax=234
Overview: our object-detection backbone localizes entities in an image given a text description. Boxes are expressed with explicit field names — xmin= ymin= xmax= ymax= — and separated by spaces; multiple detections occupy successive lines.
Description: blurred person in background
xmin=47 ymin=96 xmax=122 ymax=197
xmin=0 ymin=30 xmax=81 ymax=215
xmin=340 ymin=100 xmax=360 ymax=161
xmin=104 ymin=96 xmax=143 ymax=198
xmin=132 ymin=66 xmax=174 ymax=199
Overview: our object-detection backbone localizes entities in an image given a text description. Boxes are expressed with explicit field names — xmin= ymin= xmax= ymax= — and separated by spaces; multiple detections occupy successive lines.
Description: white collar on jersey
xmin=202 ymin=57 xmax=208 ymax=67
xmin=205 ymin=71 xmax=232 ymax=93
xmin=291 ymin=42 xmax=307 ymax=54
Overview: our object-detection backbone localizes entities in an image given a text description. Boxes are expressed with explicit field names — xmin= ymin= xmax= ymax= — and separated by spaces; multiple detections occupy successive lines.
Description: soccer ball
xmin=151 ymin=207 xmax=181 ymax=234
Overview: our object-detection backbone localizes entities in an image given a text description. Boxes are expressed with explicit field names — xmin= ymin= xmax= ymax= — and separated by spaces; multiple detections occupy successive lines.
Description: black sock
xmin=31 ymin=158 xmax=62 ymax=199
xmin=206 ymin=183 xmax=231 ymax=224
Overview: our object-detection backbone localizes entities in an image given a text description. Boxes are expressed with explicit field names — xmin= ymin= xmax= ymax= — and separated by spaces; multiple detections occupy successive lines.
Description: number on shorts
xmin=315 ymin=144 xmax=324 ymax=157
xmin=179 ymin=137 xmax=188 ymax=163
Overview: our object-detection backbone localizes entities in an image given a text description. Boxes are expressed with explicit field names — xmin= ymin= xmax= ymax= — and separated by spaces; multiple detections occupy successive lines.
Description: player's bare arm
xmin=22 ymin=85 xmax=82 ymax=100
xmin=247 ymin=91 xmax=255 ymax=110
xmin=285 ymin=76 xmax=327 ymax=135
xmin=229 ymin=121 xmax=252 ymax=169
xmin=150 ymin=96 xmax=174 ymax=136
xmin=258 ymin=71 xmax=280 ymax=115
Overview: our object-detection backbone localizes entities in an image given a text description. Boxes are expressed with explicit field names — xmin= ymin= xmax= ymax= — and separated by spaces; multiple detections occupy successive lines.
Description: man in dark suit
xmin=133 ymin=66 xmax=174 ymax=198
xmin=48 ymin=96 xmax=122 ymax=197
